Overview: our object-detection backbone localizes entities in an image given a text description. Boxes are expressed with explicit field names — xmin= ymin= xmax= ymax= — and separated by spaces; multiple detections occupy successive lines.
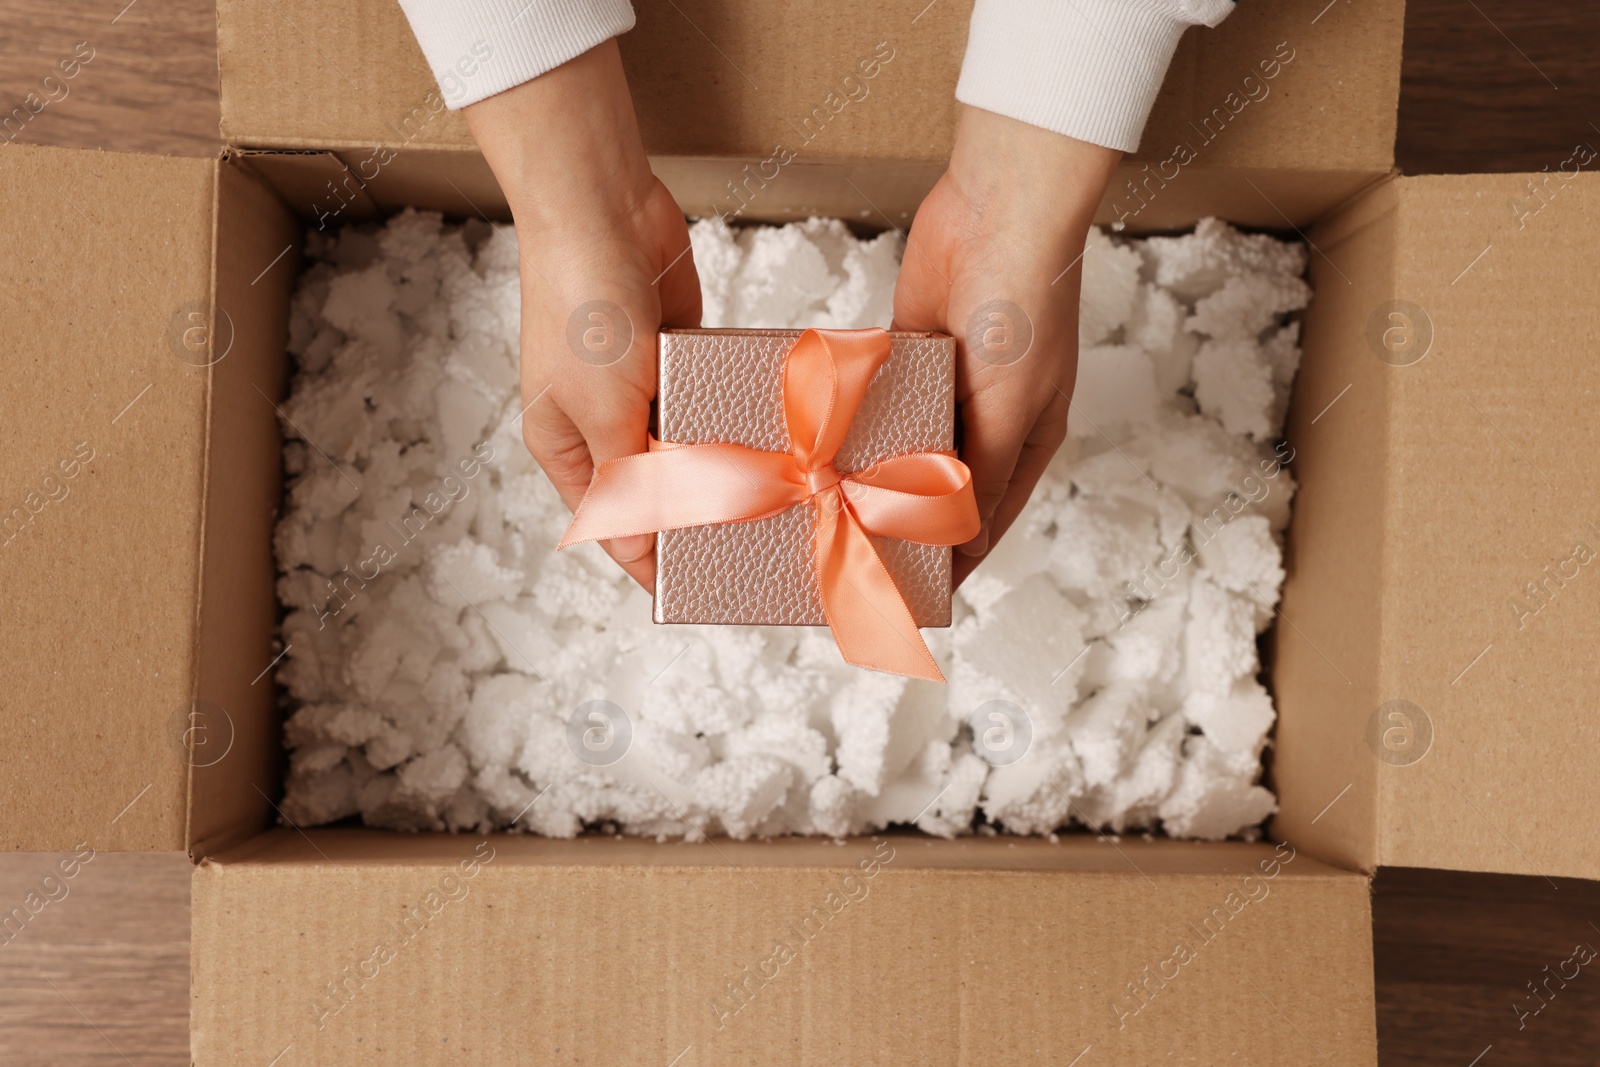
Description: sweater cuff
xmin=956 ymin=0 xmax=1233 ymax=153
xmin=397 ymin=0 xmax=636 ymax=109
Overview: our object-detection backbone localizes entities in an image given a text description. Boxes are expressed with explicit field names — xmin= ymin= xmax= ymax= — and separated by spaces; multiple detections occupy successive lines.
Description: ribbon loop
xmin=783 ymin=328 xmax=887 ymax=472
xmin=559 ymin=328 xmax=980 ymax=682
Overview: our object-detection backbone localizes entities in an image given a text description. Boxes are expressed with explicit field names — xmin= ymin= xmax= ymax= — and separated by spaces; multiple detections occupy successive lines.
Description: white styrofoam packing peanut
xmin=273 ymin=209 xmax=1304 ymax=842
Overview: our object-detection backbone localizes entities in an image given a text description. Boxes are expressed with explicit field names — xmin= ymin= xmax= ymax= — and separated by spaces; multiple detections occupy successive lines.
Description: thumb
xmin=891 ymin=236 xmax=950 ymax=334
xmin=523 ymin=385 xmax=657 ymax=590
xmin=572 ymin=393 xmax=657 ymax=586
xmin=950 ymin=386 xmax=1029 ymax=559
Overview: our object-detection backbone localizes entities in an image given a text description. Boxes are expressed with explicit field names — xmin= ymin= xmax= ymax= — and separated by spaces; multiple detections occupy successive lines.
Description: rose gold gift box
xmin=653 ymin=328 xmax=956 ymax=627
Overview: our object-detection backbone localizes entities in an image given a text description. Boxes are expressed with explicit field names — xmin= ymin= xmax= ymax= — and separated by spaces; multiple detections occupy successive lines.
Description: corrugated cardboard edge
xmin=239 ymin=146 xmax=494 ymax=226
xmin=235 ymin=141 xmax=1393 ymax=233
xmin=181 ymin=155 xmax=219 ymax=856
xmin=1270 ymin=175 xmax=1402 ymax=874
xmin=186 ymin=152 xmax=302 ymax=860
xmin=237 ymin=149 xmax=383 ymax=228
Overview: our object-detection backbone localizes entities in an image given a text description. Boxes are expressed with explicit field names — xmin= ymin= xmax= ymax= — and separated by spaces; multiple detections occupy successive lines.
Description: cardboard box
xmin=4 ymin=0 xmax=1599 ymax=1062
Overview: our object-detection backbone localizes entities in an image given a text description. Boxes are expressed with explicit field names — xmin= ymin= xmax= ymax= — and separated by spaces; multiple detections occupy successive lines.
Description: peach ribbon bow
xmin=558 ymin=327 xmax=980 ymax=682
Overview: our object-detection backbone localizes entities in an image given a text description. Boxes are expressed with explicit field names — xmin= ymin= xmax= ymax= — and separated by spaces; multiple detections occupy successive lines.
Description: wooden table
xmin=2 ymin=0 xmax=1597 ymax=1063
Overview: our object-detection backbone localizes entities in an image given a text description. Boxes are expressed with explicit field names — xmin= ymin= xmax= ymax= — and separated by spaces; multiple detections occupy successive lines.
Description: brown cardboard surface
xmin=216 ymin=0 xmax=1401 ymax=170
xmin=0 ymin=145 xmax=216 ymax=851
xmin=1375 ymin=173 xmax=1600 ymax=880
xmin=193 ymin=829 xmax=1375 ymax=1066
xmin=203 ymin=825 xmax=1299 ymax=874
xmin=1271 ymin=179 xmax=1399 ymax=873
xmin=670 ymin=159 xmax=1390 ymax=232
xmin=246 ymin=141 xmax=1387 ymax=234
xmin=186 ymin=160 xmax=301 ymax=858
xmin=243 ymin=151 xmax=384 ymax=231
xmin=1276 ymin=172 xmax=1600 ymax=882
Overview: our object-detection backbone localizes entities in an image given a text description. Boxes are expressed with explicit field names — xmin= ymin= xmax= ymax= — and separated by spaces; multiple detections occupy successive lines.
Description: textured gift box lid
xmin=654 ymin=329 xmax=954 ymax=628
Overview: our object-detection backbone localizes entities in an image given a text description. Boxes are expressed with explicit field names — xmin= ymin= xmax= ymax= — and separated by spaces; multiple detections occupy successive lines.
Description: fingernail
xmin=606 ymin=534 xmax=653 ymax=563
xmin=957 ymin=526 xmax=989 ymax=557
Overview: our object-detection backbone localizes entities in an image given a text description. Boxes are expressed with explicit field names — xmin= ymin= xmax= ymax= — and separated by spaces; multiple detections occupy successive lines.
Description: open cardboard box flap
xmin=216 ymin=0 xmax=1402 ymax=227
xmin=1277 ymin=171 xmax=1600 ymax=880
xmin=191 ymin=830 xmax=1372 ymax=1066
xmin=0 ymin=146 xmax=271 ymax=851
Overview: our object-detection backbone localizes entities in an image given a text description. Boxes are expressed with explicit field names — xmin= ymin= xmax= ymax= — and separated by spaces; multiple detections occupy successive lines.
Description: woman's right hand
xmin=464 ymin=38 xmax=701 ymax=589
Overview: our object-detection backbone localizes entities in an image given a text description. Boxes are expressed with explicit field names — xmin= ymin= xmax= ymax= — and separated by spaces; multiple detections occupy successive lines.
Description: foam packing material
xmin=274 ymin=210 xmax=1306 ymax=842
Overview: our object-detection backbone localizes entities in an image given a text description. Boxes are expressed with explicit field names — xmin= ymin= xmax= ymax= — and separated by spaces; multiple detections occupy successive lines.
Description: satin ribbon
xmin=558 ymin=327 xmax=980 ymax=681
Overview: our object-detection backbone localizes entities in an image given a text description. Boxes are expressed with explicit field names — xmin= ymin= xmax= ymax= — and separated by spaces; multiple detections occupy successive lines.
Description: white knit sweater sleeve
xmin=398 ymin=0 xmax=1231 ymax=150
xmin=396 ymin=0 xmax=635 ymax=108
xmin=956 ymin=0 xmax=1237 ymax=153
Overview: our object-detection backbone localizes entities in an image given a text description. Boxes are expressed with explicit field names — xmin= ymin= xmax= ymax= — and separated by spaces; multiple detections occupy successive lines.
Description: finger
xmin=530 ymin=268 xmax=668 ymax=585
xmin=953 ymin=390 xmax=1070 ymax=587
xmin=890 ymin=231 xmax=951 ymax=333
xmin=656 ymin=237 xmax=703 ymax=329
xmin=524 ymin=397 xmax=657 ymax=589
xmin=523 ymin=397 xmax=593 ymax=515
xmin=951 ymin=378 xmax=1035 ymax=559
xmin=572 ymin=398 xmax=658 ymax=588
xmin=891 ymin=254 xmax=948 ymax=333
xmin=891 ymin=206 xmax=955 ymax=333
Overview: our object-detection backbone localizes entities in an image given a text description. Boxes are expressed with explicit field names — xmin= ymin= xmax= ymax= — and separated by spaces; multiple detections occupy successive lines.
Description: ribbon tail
xmin=559 ymin=443 xmax=804 ymax=548
xmin=814 ymin=492 xmax=945 ymax=683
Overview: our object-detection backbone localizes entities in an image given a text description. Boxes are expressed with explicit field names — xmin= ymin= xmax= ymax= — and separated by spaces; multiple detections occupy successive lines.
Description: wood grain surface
xmin=0 ymin=0 xmax=218 ymax=156
xmin=0 ymin=852 xmax=190 ymax=1067
xmin=1374 ymin=868 xmax=1600 ymax=1067
xmin=1 ymin=0 xmax=1597 ymax=1065
xmin=1397 ymin=2 xmax=1600 ymax=173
